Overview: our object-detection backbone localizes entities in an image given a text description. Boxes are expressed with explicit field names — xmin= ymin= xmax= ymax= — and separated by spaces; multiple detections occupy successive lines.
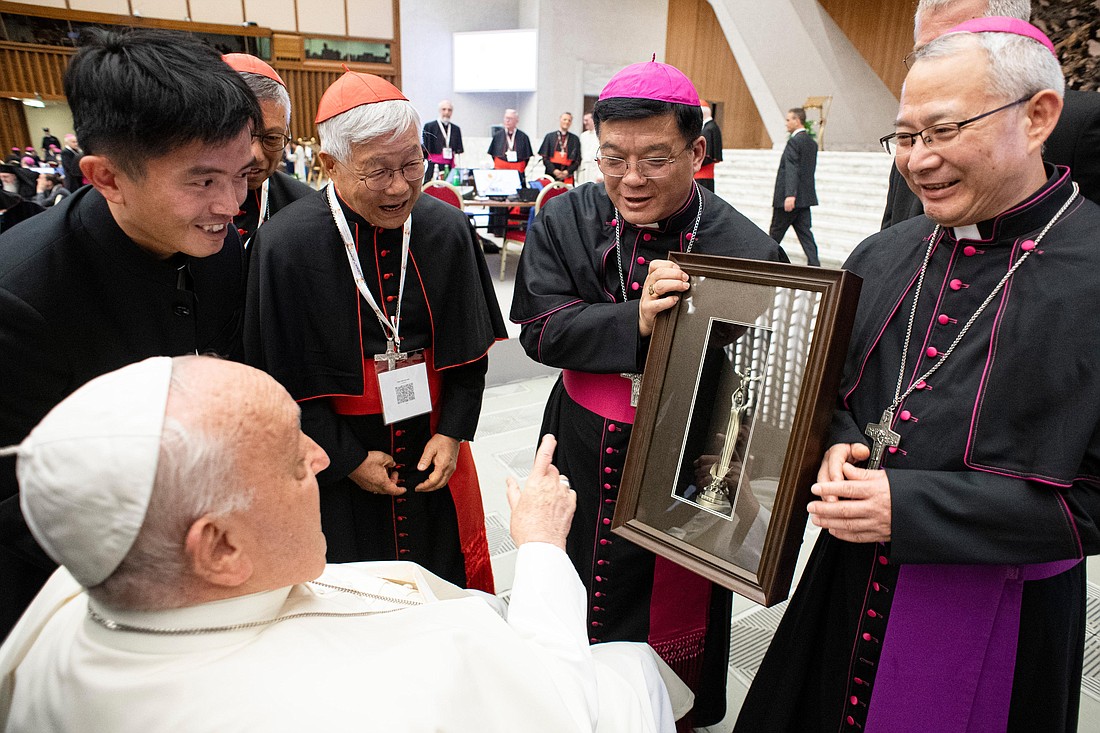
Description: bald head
xmin=90 ymin=357 xmax=328 ymax=610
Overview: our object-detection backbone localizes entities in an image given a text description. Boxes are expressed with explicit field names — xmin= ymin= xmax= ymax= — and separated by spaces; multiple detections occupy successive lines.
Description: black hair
xmin=591 ymin=98 xmax=703 ymax=147
xmin=789 ymin=107 xmax=807 ymax=124
xmin=63 ymin=28 xmax=262 ymax=177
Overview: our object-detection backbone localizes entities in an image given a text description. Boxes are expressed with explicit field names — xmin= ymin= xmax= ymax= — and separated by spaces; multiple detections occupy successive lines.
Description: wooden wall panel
xmin=0 ymin=43 xmax=74 ymax=100
xmin=0 ymin=98 xmax=31 ymax=154
xmin=276 ymin=65 xmax=398 ymax=141
xmin=665 ymin=0 xmax=771 ymax=149
xmin=818 ymin=0 xmax=917 ymax=101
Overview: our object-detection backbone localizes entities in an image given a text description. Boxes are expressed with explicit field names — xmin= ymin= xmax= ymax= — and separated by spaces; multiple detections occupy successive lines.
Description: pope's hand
xmin=506 ymin=435 xmax=576 ymax=550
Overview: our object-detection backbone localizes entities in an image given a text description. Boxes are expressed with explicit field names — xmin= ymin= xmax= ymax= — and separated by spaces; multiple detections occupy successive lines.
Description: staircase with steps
xmin=714 ymin=149 xmax=897 ymax=268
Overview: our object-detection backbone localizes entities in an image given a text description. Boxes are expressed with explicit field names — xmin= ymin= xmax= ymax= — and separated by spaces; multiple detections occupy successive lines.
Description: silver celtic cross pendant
xmin=620 ymin=372 xmax=643 ymax=408
xmin=864 ymin=408 xmax=900 ymax=470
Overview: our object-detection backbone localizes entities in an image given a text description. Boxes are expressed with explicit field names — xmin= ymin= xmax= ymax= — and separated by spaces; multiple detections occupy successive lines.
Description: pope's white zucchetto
xmin=10 ymin=356 xmax=172 ymax=588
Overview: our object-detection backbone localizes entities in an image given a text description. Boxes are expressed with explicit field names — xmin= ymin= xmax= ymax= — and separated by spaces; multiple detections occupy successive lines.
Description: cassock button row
xmin=631 ymin=282 xmax=640 ymax=291
xmin=399 ymin=549 xmax=410 ymax=555
xmin=643 ymin=233 xmax=652 ymax=241
xmin=949 ymin=279 xmax=967 ymax=291
xmin=386 ymin=295 xmax=395 ymax=302
xmin=600 ymin=539 xmax=611 ymax=546
xmin=899 ymin=410 xmax=912 ymax=421
xmin=606 ymin=447 xmax=616 ymax=454
xmin=602 ymin=518 xmax=611 ymax=525
xmin=963 ymin=245 xmax=980 ymax=256
xmin=608 ymin=424 xmax=618 ymax=432
xmin=604 ymin=498 xmax=614 ymax=504
xmin=380 ymin=249 xmax=389 ymax=257
xmin=914 ymin=380 xmax=928 ymax=390
xmin=590 ymin=637 xmax=600 ymax=643
xmin=878 ymin=555 xmax=889 ymax=565
xmin=938 ymin=314 xmax=956 ymax=325
xmin=395 ymin=429 xmax=405 ymax=436
xmin=1021 ymin=240 xmax=1036 ymax=252
xmin=926 ymin=347 xmax=939 ymax=358
xmin=595 ymin=576 xmax=603 ymax=582
xmin=637 ymin=256 xmax=646 ymax=265
xmin=605 ymin=467 xmax=614 ymax=474
xmin=383 ymin=273 xmax=392 ymax=280
xmin=603 ymin=483 xmax=612 ymax=490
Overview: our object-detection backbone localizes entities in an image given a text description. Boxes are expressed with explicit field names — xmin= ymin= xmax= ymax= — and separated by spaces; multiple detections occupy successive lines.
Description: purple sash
xmin=866 ymin=558 xmax=1081 ymax=732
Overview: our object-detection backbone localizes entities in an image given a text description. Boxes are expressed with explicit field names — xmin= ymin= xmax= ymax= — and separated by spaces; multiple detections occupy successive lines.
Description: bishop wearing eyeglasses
xmin=223 ymin=54 xmax=313 ymax=246
xmin=736 ymin=19 xmax=1100 ymax=733
xmin=509 ymin=60 xmax=786 ymax=727
xmin=244 ymin=71 xmax=507 ymax=593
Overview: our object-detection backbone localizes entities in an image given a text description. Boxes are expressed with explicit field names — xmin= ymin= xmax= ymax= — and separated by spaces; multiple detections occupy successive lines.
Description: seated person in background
xmin=31 ymin=174 xmax=69 ymax=209
xmin=0 ymin=356 xmax=690 ymax=733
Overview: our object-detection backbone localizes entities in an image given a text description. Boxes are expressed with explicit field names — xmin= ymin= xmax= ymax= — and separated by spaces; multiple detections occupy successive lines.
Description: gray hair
xmin=914 ymin=0 xmax=1031 ymax=41
xmin=916 ymin=29 xmax=1064 ymax=99
xmin=88 ymin=365 xmax=255 ymax=611
xmin=318 ymin=99 xmax=421 ymax=164
xmin=238 ymin=72 xmax=291 ymax=125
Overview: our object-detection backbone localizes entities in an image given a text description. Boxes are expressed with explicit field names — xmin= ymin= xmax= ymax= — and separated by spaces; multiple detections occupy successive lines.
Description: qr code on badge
xmin=395 ymin=381 xmax=416 ymax=405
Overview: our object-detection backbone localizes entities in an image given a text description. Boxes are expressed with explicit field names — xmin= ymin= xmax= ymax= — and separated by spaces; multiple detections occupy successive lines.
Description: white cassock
xmin=0 ymin=543 xmax=690 ymax=732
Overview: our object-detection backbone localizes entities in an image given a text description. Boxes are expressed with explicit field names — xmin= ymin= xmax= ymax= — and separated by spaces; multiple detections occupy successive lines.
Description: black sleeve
xmin=566 ymin=136 xmax=582 ymax=176
xmin=436 ymin=356 xmax=489 ymax=440
xmin=890 ymin=468 xmax=1100 ymax=566
xmin=301 ymin=399 xmax=370 ymax=483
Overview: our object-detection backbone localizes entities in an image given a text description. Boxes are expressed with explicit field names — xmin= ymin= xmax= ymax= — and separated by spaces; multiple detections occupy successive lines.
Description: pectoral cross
xmin=620 ymin=372 xmax=643 ymax=408
xmin=374 ymin=339 xmax=408 ymax=372
xmin=864 ymin=408 xmax=900 ymax=470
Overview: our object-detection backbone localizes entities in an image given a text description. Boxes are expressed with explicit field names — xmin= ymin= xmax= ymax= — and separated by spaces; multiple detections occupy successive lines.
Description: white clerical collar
xmin=952 ymin=224 xmax=981 ymax=241
xmin=85 ymin=586 xmax=293 ymax=653
xmin=791 ymin=127 xmax=805 ymax=136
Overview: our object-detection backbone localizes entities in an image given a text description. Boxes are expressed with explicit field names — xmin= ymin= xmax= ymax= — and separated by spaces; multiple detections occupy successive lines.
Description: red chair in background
xmin=500 ymin=182 xmax=571 ymax=280
xmin=421 ymin=180 xmax=464 ymax=210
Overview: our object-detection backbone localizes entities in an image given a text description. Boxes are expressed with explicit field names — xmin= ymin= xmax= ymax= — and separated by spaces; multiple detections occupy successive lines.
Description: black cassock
xmin=511 ymin=181 xmax=786 ymax=725
xmin=537 ymin=131 xmax=582 ymax=180
xmin=234 ymin=170 xmax=314 ymax=245
xmin=245 ymin=189 xmax=506 ymax=589
xmin=0 ymin=187 xmax=246 ymax=638
xmin=737 ymin=168 xmax=1100 ymax=732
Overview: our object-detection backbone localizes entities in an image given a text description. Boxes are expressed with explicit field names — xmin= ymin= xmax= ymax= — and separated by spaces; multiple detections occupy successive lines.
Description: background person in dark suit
xmin=769 ymin=107 xmax=819 ymax=265
xmin=695 ymin=102 xmax=723 ymax=191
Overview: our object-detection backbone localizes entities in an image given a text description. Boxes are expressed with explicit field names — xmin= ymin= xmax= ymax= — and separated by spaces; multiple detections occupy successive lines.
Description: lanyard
xmin=558 ymin=131 xmax=568 ymax=153
xmin=439 ymin=122 xmax=451 ymax=149
xmin=326 ymin=183 xmax=413 ymax=351
xmin=505 ymin=129 xmax=516 ymax=152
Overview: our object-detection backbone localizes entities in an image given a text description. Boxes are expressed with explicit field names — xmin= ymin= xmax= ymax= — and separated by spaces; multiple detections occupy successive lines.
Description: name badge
xmin=376 ymin=356 xmax=432 ymax=424
xmin=442 ymin=147 xmax=453 ymax=159
xmin=505 ymin=151 xmax=518 ymax=163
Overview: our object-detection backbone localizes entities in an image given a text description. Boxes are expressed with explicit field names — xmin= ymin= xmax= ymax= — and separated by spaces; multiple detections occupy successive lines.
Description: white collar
xmin=951 ymin=223 xmax=981 ymax=241
xmin=86 ymin=587 xmax=293 ymax=653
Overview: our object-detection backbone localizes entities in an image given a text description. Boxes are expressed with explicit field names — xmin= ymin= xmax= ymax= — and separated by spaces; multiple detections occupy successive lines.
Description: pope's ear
xmin=80 ymin=155 xmax=126 ymax=204
xmin=184 ymin=514 xmax=253 ymax=588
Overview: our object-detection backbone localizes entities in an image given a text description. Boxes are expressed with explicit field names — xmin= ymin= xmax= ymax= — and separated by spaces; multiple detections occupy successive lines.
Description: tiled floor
xmin=476 ymin=244 xmax=1100 ymax=732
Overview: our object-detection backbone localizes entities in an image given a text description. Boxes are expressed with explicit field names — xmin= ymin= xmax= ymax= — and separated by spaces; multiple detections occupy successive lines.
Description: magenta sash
xmin=561 ymin=369 xmax=636 ymax=424
xmin=866 ymin=558 xmax=1081 ymax=732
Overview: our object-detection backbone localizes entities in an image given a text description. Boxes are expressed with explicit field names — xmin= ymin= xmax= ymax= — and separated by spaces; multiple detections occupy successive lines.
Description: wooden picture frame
xmin=612 ymin=253 xmax=861 ymax=606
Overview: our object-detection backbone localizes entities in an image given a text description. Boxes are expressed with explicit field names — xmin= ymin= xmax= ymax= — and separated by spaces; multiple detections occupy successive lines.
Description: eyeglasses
xmin=334 ymin=158 xmax=426 ymax=191
xmin=253 ymin=131 xmax=291 ymax=153
xmin=595 ymin=145 xmax=691 ymax=179
xmin=879 ymin=96 xmax=1031 ymax=155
